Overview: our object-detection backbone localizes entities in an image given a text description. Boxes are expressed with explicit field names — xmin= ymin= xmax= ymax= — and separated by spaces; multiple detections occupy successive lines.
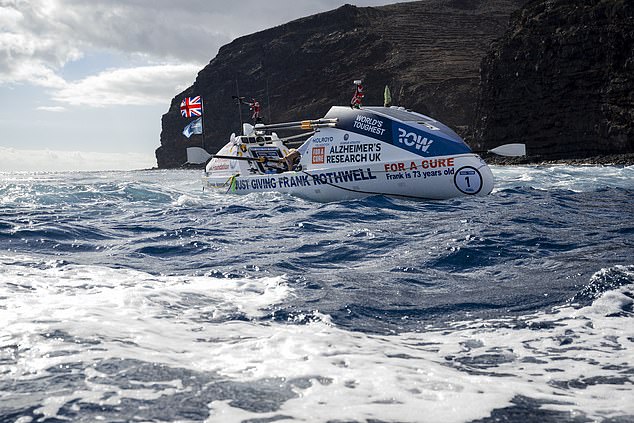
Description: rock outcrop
xmin=156 ymin=0 xmax=525 ymax=168
xmin=472 ymin=0 xmax=634 ymax=159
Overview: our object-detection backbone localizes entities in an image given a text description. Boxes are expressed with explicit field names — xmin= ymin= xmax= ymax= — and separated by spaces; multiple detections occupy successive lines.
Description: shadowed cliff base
xmin=471 ymin=0 xmax=634 ymax=161
xmin=482 ymin=152 xmax=634 ymax=166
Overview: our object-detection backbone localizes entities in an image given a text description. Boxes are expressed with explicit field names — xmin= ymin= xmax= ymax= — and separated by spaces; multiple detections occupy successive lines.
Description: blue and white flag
xmin=182 ymin=117 xmax=203 ymax=138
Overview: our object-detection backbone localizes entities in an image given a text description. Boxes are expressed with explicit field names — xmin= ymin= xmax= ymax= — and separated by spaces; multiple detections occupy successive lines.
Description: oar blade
xmin=489 ymin=143 xmax=526 ymax=157
xmin=186 ymin=147 xmax=212 ymax=164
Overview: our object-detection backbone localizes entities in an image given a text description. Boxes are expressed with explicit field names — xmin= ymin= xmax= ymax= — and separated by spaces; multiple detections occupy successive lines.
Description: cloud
xmin=36 ymin=106 xmax=67 ymax=112
xmin=0 ymin=2 xmax=81 ymax=87
xmin=0 ymin=0 xmax=407 ymax=106
xmin=52 ymin=63 xmax=202 ymax=107
xmin=45 ymin=0 xmax=401 ymax=62
xmin=0 ymin=0 xmax=211 ymax=101
xmin=0 ymin=147 xmax=156 ymax=172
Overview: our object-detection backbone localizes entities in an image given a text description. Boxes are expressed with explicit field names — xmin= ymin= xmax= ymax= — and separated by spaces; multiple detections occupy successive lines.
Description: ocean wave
xmin=1 ymin=168 xmax=633 ymax=422
xmin=491 ymin=165 xmax=634 ymax=193
xmin=571 ymin=265 xmax=634 ymax=306
xmin=1 ymin=261 xmax=631 ymax=422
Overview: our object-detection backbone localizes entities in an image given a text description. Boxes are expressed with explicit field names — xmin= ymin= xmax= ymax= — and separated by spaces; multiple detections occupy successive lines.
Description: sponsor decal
xmin=312 ymin=136 xmax=334 ymax=144
xmin=312 ymin=147 xmax=325 ymax=164
xmin=233 ymin=168 xmax=377 ymax=191
xmin=278 ymin=175 xmax=311 ymax=188
xmin=211 ymin=163 xmax=230 ymax=171
xmin=326 ymin=143 xmax=382 ymax=164
xmin=383 ymin=158 xmax=456 ymax=180
xmin=353 ymin=115 xmax=387 ymax=136
xmin=333 ymin=108 xmax=471 ymax=157
xmin=326 ymin=154 xmax=381 ymax=164
xmin=235 ymin=178 xmax=278 ymax=191
xmin=397 ymin=128 xmax=433 ymax=152
xmin=329 ymin=143 xmax=381 ymax=154
xmin=310 ymin=168 xmax=377 ymax=184
xmin=418 ymin=157 xmax=455 ymax=169
xmin=454 ymin=166 xmax=483 ymax=195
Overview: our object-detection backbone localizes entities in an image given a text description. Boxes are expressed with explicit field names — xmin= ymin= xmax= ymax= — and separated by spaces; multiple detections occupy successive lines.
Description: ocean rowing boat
xmin=197 ymin=106 xmax=524 ymax=202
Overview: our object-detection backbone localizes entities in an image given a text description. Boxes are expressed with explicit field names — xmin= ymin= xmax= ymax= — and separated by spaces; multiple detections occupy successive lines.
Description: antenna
xmin=266 ymin=79 xmax=272 ymax=123
xmin=235 ymin=78 xmax=243 ymax=129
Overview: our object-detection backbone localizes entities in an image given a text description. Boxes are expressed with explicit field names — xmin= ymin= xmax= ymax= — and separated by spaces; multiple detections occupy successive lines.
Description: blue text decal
xmin=333 ymin=108 xmax=470 ymax=157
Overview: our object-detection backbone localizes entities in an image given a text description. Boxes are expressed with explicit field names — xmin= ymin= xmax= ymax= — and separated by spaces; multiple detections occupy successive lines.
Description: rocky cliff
xmin=472 ymin=0 xmax=634 ymax=160
xmin=156 ymin=0 xmax=525 ymax=168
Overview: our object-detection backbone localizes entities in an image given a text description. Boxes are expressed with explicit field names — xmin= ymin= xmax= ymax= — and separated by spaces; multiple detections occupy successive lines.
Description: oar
xmin=475 ymin=143 xmax=526 ymax=157
xmin=211 ymin=154 xmax=283 ymax=163
xmin=253 ymin=118 xmax=337 ymax=131
xmin=281 ymin=131 xmax=315 ymax=146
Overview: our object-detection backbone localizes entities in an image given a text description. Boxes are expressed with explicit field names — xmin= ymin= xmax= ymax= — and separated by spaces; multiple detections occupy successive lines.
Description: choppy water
xmin=1 ymin=166 xmax=633 ymax=422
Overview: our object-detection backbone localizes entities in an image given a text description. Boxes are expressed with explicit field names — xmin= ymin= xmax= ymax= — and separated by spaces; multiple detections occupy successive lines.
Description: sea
xmin=0 ymin=165 xmax=633 ymax=423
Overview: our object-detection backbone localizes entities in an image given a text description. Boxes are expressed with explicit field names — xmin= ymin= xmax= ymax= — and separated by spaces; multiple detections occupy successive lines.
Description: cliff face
xmin=472 ymin=0 xmax=634 ymax=159
xmin=156 ymin=0 xmax=525 ymax=168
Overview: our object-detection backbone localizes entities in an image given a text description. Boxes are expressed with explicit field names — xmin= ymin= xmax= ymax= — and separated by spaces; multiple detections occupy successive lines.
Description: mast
xmin=200 ymin=97 xmax=206 ymax=151
xmin=266 ymin=79 xmax=272 ymax=123
xmin=235 ymin=78 xmax=243 ymax=130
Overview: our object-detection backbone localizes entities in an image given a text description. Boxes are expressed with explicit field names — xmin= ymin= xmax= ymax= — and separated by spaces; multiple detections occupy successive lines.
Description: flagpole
xmin=200 ymin=97 xmax=206 ymax=151
xmin=235 ymin=79 xmax=243 ymax=131
xmin=266 ymin=79 xmax=272 ymax=123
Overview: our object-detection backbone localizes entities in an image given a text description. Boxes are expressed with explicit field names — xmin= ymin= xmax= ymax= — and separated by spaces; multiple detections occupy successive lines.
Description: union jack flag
xmin=180 ymin=96 xmax=202 ymax=118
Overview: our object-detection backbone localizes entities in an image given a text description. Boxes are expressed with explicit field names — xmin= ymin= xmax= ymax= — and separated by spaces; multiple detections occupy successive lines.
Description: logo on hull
xmin=397 ymin=128 xmax=433 ymax=153
xmin=312 ymin=147 xmax=325 ymax=164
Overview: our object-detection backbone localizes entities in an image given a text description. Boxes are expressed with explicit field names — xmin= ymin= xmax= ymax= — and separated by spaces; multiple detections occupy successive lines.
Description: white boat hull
xmin=203 ymin=153 xmax=493 ymax=202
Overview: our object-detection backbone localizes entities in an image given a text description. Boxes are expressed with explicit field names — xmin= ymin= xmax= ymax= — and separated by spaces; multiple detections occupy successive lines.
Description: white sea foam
xmin=491 ymin=164 xmax=634 ymax=192
xmin=0 ymin=256 xmax=289 ymax=381
xmin=1 ymin=257 xmax=632 ymax=422
xmin=207 ymin=285 xmax=634 ymax=422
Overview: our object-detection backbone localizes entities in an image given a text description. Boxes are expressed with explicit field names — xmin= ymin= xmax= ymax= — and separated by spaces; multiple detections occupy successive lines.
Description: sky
xmin=0 ymin=0 xmax=408 ymax=172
